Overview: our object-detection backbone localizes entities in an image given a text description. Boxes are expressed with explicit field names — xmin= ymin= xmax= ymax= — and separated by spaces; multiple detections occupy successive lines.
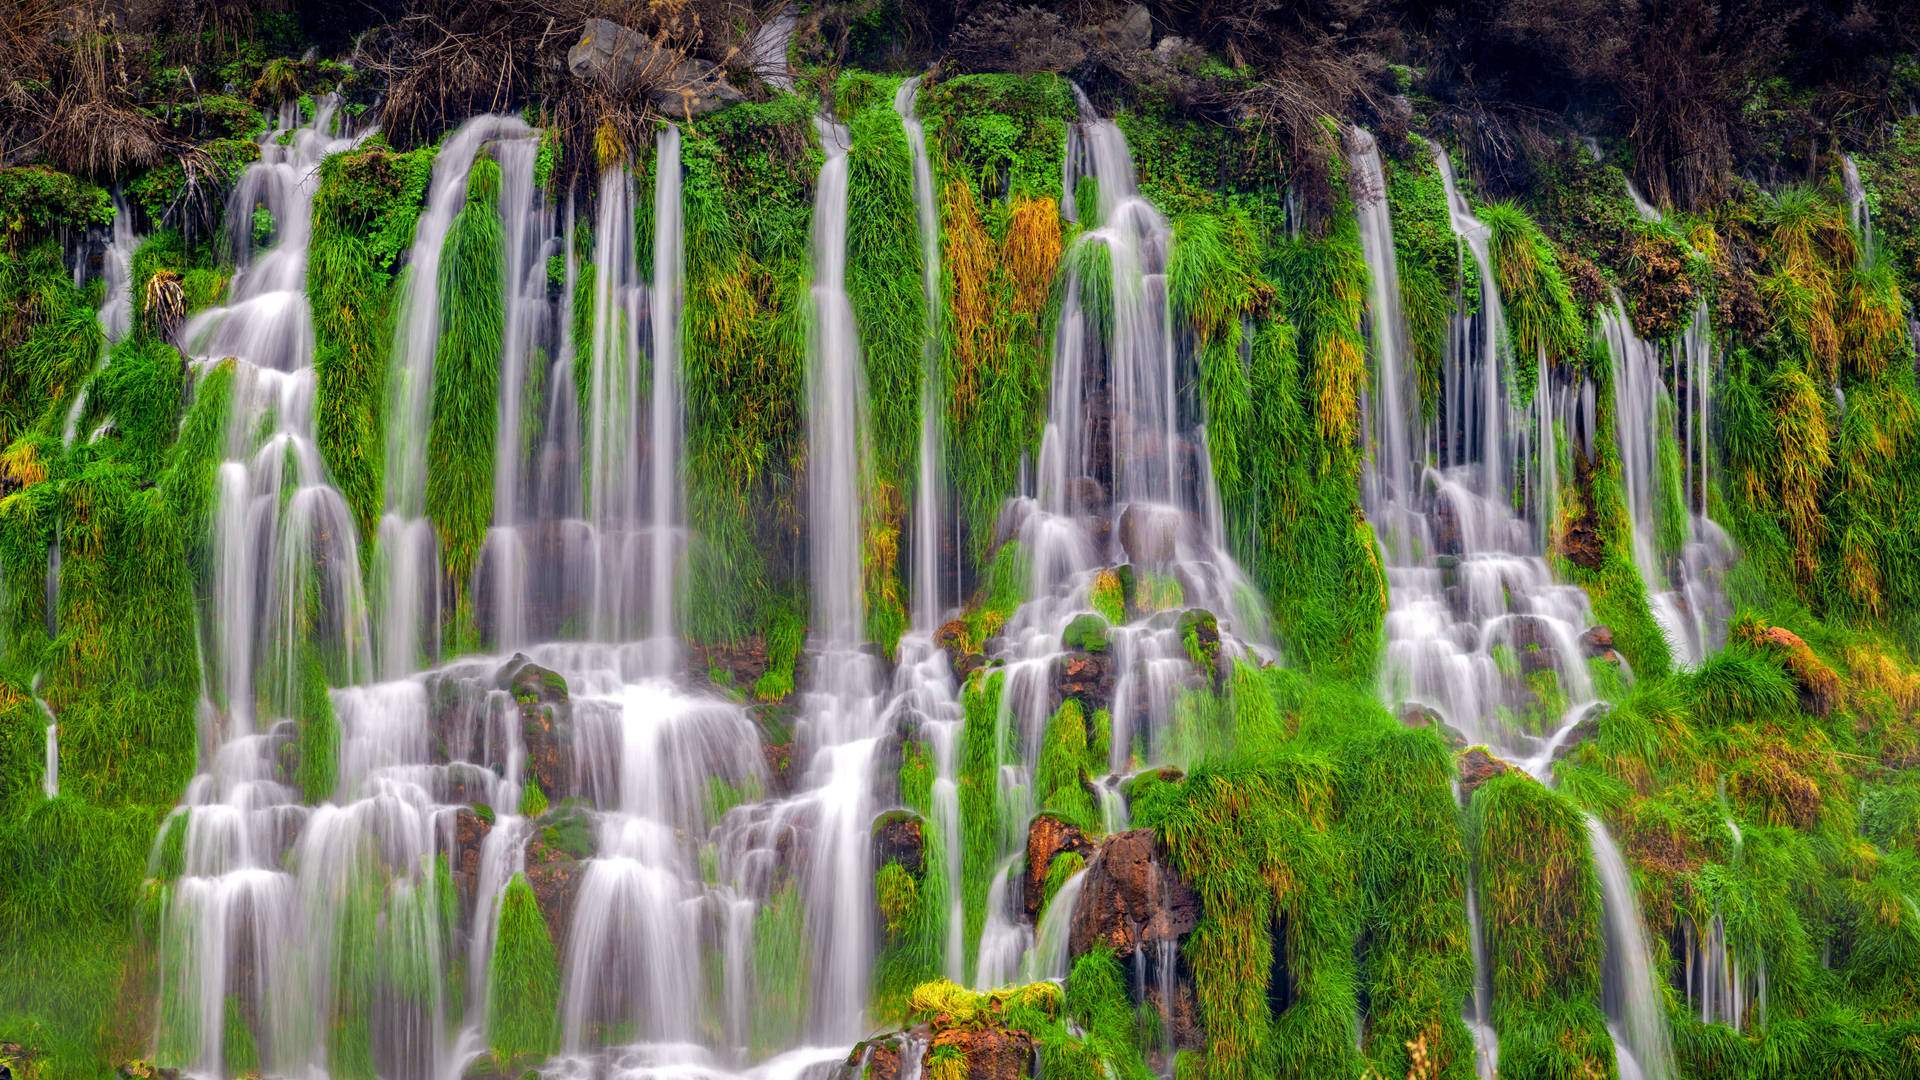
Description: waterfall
xmin=897 ymin=77 xmax=948 ymax=632
xmin=646 ymin=125 xmax=686 ymax=669
xmin=890 ymin=74 xmax=971 ymax=984
xmin=65 ymin=192 xmax=139 ymax=445
xmin=1842 ymin=153 xmax=1872 ymax=268
xmin=38 ymin=681 xmax=56 ymax=799
xmin=1022 ymin=868 xmax=1088 ymax=982
xmin=155 ymin=98 xmax=425 ymax=1080
xmin=1365 ymin=140 xmax=1600 ymax=762
xmin=1462 ymin=864 xmax=1499 ymax=1078
xmin=1600 ymin=299 xmax=1734 ymax=666
xmin=796 ymin=114 xmax=884 ymax=1037
xmin=1588 ymin=816 xmax=1675 ymax=1080
xmin=945 ymin=85 xmax=1273 ymax=990
xmin=1350 ymin=128 xmax=1419 ymax=562
xmin=582 ymin=163 xmax=649 ymax=647
xmin=480 ymin=133 xmax=555 ymax=652
xmin=377 ymin=113 xmax=535 ymax=678
xmin=180 ymin=95 xmax=374 ymax=737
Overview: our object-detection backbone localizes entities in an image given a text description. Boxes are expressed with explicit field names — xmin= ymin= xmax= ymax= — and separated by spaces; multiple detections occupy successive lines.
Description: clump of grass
xmin=425 ymin=157 xmax=504 ymax=594
xmin=1479 ymin=201 xmax=1585 ymax=400
xmin=486 ymin=872 xmax=558 ymax=1066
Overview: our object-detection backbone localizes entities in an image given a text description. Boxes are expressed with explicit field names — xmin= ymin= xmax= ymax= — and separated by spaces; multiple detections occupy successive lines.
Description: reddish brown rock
xmin=845 ymin=1038 xmax=904 ymax=1080
xmin=1068 ymin=829 xmax=1200 ymax=963
xmin=932 ymin=1026 xmax=1036 ymax=1080
xmin=525 ymin=857 xmax=582 ymax=956
xmin=1398 ymin=703 xmax=1468 ymax=751
xmin=1055 ymin=652 xmax=1114 ymax=710
xmin=1024 ymin=814 xmax=1096 ymax=919
xmin=1458 ymin=748 xmax=1516 ymax=800
xmin=451 ymin=806 xmax=491 ymax=904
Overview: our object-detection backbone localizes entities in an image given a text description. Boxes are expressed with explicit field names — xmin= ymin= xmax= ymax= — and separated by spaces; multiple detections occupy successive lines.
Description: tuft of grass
xmin=486 ymin=872 xmax=558 ymax=1066
xmin=425 ymin=157 xmax=504 ymax=595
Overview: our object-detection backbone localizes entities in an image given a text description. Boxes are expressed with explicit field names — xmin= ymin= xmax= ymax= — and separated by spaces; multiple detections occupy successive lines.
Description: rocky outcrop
xmin=1054 ymin=651 xmax=1114 ymax=712
xmin=1579 ymin=624 xmax=1624 ymax=667
xmin=567 ymin=19 xmax=744 ymax=117
xmin=450 ymin=805 xmax=492 ymax=908
xmin=873 ymin=810 xmax=925 ymax=878
xmin=931 ymin=1027 xmax=1036 ymax=1080
xmin=1398 ymin=703 xmax=1468 ymax=750
xmin=1068 ymin=829 xmax=1200 ymax=962
xmin=524 ymin=804 xmax=593 ymax=951
xmin=936 ymin=619 xmax=987 ymax=684
xmin=1745 ymin=624 xmax=1839 ymax=717
xmin=1024 ymin=814 xmax=1095 ymax=919
xmin=1091 ymin=4 xmax=1154 ymax=52
xmin=1458 ymin=747 xmax=1517 ymax=800
xmin=1177 ymin=609 xmax=1220 ymax=683
xmin=1117 ymin=503 xmax=1179 ymax=564
xmin=1550 ymin=704 xmax=1606 ymax=765
xmin=498 ymin=655 xmax=574 ymax=800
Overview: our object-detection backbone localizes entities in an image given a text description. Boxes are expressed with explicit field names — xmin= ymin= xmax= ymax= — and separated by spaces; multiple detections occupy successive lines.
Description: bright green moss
xmin=959 ymin=669 xmax=1005 ymax=972
xmin=1468 ymin=774 xmax=1610 ymax=1080
xmin=297 ymin=644 xmax=339 ymax=802
xmin=425 ymin=158 xmax=504 ymax=592
xmin=680 ymin=97 xmax=818 ymax=645
xmin=752 ymin=880 xmax=811 ymax=1056
xmin=843 ymin=75 xmax=923 ymax=659
xmin=917 ymin=75 xmax=1074 ymax=204
xmin=486 ymin=871 xmax=558 ymax=1066
xmin=310 ymin=143 xmax=435 ymax=549
xmin=1037 ymin=699 xmax=1097 ymax=825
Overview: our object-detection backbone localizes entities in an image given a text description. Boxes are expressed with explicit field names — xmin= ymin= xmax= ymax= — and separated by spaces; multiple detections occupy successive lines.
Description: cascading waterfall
xmin=154 ymin=97 xmax=413 ymax=1080
xmin=646 ymin=124 xmax=686 ymax=667
xmin=1589 ymin=816 xmax=1675 ymax=1080
xmin=892 ymin=75 xmax=969 ymax=983
xmin=1600 ymin=298 xmax=1734 ymax=665
xmin=791 ymin=114 xmax=885 ymax=1037
xmin=971 ymin=86 xmax=1273 ymax=990
xmin=65 ymin=192 xmax=139 ymax=444
xmin=1843 ymin=153 xmax=1873 ymax=268
xmin=377 ymin=113 xmax=535 ymax=679
xmin=182 ymin=96 xmax=375 ymax=740
xmin=479 ymin=134 xmax=557 ymax=653
xmin=1355 ymin=132 xmax=1685 ymax=1077
xmin=1364 ymin=136 xmax=1601 ymax=765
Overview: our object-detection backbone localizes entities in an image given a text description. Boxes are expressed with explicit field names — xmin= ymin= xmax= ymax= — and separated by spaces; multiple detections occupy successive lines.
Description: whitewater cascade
xmin=154 ymin=97 xmax=406 ymax=1080
xmin=477 ymin=131 xmax=558 ymax=654
xmin=65 ymin=192 xmax=139 ymax=444
xmin=180 ymin=96 xmax=375 ymax=740
xmin=890 ymin=76 xmax=970 ymax=983
xmin=1600 ymin=298 xmax=1734 ymax=665
xmin=1590 ymin=817 xmax=1675 ymax=1080
xmin=1352 ymin=131 xmax=1692 ymax=1077
xmin=1362 ymin=134 xmax=1602 ymax=766
xmin=376 ymin=113 xmax=535 ymax=678
xmin=969 ymin=85 xmax=1274 ymax=1006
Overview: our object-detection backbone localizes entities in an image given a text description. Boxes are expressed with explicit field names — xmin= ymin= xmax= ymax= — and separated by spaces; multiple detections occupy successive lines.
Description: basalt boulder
xmin=1458 ymin=747 xmax=1517 ymax=800
xmin=873 ymin=810 xmax=926 ymax=879
xmin=932 ymin=1027 xmax=1037 ymax=1080
xmin=1054 ymin=651 xmax=1115 ymax=713
xmin=498 ymin=655 xmax=574 ymax=800
xmin=450 ymin=805 xmax=492 ymax=906
xmin=1068 ymin=829 xmax=1200 ymax=963
xmin=1398 ymin=703 xmax=1469 ymax=751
